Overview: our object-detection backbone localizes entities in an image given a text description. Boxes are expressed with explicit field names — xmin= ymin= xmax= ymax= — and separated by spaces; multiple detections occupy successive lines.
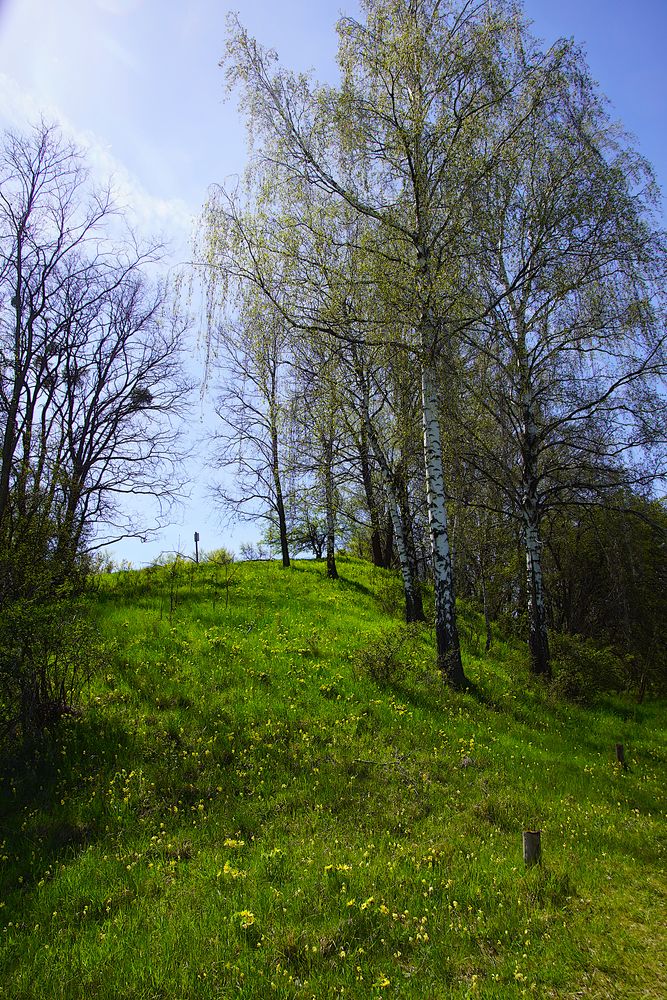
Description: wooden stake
xmin=615 ymin=743 xmax=626 ymax=768
xmin=194 ymin=531 xmax=200 ymax=565
xmin=523 ymin=830 xmax=541 ymax=867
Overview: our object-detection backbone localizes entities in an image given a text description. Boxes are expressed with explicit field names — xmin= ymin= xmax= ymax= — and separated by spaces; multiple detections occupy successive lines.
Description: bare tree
xmin=51 ymin=271 xmax=191 ymax=558
xmin=209 ymin=291 xmax=294 ymax=567
xmin=0 ymin=121 xmax=192 ymax=742
xmin=0 ymin=121 xmax=191 ymax=588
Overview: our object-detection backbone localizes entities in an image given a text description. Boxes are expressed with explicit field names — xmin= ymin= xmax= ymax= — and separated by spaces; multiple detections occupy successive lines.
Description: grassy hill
xmin=1 ymin=557 xmax=665 ymax=999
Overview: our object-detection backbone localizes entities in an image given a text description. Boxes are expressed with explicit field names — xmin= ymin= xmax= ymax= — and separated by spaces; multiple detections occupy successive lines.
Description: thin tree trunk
xmin=520 ymin=386 xmax=551 ymax=679
xmin=0 ymin=347 xmax=26 ymax=527
xmin=268 ymin=361 xmax=290 ymax=568
xmin=357 ymin=426 xmax=385 ymax=567
xmin=323 ymin=434 xmax=338 ymax=580
xmin=383 ymin=475 xmax=422 ymax=622
xmin=421 ymin=355 xmax=466 ymax=687
xmin=357 ymin=380 xmax=424 ymax=622
xmin=524 ymin=505 xmax=551 ymax=677
xmin=271 ymin=424 xmax=290 ymax=568
xmin=396 ymin=468 xmax=425 ymax=622
xmin=480 ymin=559 xmax=492 ymax=652
xmin=382 ymin=512 xmax=394 ymax=568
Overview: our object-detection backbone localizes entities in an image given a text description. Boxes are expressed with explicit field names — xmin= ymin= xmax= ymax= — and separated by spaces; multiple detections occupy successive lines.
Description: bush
xmin=0 ymin=598 xmax=107 ymax=747
xmin=203 ymin=547 xmax=235 ymax=565
xmin=550 ymin=633 xmax=624 ymax=704
xmin=205 ymin=548 xmax=238 ymax=609
xmin=370 ymin=567 xmax=405 ymax=618
xmin=353 ymin=625 xmax=417 ymax=685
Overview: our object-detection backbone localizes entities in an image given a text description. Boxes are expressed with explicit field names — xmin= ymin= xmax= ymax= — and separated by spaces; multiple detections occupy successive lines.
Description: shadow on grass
xmin=0 ymin=711 xmax=134 ymax=890
xmin=332 ymin=573 xmax=377 ymax=601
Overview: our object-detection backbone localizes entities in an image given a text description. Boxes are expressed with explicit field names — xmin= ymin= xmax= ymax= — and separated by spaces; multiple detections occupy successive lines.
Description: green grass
xmin=1 ymin=556 xmax=665 ymax=999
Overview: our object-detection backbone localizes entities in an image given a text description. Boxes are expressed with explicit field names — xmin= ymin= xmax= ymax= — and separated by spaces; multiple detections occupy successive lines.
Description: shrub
xmin=203 ymin=547 xmax=235 ymax=565
xmin=353 ymin=625 xmax=417 ymax=685
xmin=370 ymin=567 xmax=405 ymax=618
xmin=549 ymin=633 xmax=624 ymax=704
xmin=205 ymin=548 xmax=238 ymax=608
xmin=0 ymin=598 xmax=107 ymax=747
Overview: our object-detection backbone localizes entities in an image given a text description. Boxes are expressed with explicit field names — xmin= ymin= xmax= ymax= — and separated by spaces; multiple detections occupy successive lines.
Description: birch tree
xmin=463 ymin=45 xmax=667 ymax=677
xmin=211 ymin=0 xmax=557 ymax=685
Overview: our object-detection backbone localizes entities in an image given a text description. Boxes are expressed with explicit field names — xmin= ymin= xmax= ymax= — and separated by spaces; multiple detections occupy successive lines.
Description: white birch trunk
xmin=421 ymin=356 xmax=465 ymax=686
xmin=523 ymin=502 xmax=550 ymax=677
xmin=520 ymin=387 xmax=551 ymax=677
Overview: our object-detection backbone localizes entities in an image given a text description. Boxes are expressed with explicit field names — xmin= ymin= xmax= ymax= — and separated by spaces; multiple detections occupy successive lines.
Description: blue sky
xmin=1 ymin=0 xmax=665 ymax=565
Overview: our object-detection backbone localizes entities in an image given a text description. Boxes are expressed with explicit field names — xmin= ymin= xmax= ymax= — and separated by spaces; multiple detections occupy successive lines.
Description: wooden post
xmin=523 ymin=830 xmax=541 ymax=867
xmin=615 ymin=743 xmax=626 ymax=768
xmin=194 ymin=531 xmax=200 ymax=565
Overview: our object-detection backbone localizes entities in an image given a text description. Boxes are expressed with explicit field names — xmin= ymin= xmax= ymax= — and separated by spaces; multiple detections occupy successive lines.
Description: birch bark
xmin=357 ymin=422 xmax=386 ymax=568
xmin=421 ymin=352 xmax=465 ymax=686
xmin=521 ymin=396 xmax=551 ymax=678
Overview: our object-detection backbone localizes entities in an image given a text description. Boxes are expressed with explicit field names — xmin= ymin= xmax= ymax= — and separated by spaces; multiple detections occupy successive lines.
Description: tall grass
xmin=1 ymin=556 xmax=665 ymax=998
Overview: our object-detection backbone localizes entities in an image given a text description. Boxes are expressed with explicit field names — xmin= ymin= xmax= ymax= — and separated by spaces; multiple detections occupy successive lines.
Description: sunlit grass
xmin=0 ymin=556 xmax=665 ymax=998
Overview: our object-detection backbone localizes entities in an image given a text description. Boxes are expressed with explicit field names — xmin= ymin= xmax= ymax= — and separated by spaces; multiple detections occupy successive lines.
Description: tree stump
xmin=523 ymin=830 xmax=541 ymax=867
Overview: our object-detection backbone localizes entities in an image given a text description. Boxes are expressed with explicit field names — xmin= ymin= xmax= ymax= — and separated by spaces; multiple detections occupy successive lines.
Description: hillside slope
xmin=1 ymin=557 xmax=665 ymax=999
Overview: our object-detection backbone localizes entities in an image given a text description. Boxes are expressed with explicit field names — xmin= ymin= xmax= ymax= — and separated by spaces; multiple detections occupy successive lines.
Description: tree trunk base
xmin=528 ymin=633 xmax=552 ymax=680
xmin=405 ymin=590 xmax=426 ymax=624
xmin=439 ymin=648 xmax=467 ymax=689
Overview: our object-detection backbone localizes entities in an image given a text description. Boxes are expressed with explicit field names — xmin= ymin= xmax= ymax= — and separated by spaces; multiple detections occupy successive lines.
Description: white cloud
xmin=0 ymin=71 xmax=194 ymax=250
